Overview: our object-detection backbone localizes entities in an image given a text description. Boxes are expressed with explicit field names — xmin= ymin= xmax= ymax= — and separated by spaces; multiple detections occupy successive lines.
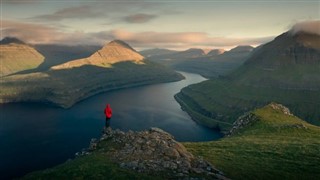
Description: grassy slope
xmin=23 ymin=140 xmax=160 ymax=180
xmin=0 ymin=60 xmax=184 ymax=108
xmin=184 ymin=105 xmax=320 ymax=180
xmin=0 ymin=44 xmax=44 ymax=76
xmin=177 ymin=78 xmax=320 ymax=132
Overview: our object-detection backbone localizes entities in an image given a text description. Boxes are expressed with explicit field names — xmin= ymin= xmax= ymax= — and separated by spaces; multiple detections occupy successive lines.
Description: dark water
xmin=0 ymin=71 xmax=222 ymax=179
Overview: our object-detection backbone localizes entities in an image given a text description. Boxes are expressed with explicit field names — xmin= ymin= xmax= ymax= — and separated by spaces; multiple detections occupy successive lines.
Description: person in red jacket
xmin=104 ymin=104 xmax=112 ymax=120
xmin=104 ymin=104 xmax=112 ymax=129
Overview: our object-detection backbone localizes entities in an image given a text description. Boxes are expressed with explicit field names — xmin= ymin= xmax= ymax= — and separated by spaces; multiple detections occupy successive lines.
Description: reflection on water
xmin=0 ymin=71 xmax=222 ymax=179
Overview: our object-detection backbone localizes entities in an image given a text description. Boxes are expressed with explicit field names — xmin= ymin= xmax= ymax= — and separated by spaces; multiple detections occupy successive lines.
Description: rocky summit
xmin=82 ymin=127 xmax=227 ymax=179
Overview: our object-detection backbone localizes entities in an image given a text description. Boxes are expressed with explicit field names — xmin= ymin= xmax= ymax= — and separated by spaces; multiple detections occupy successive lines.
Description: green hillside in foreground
xmin=184 ymin=104 xmax=320 ymax=180
xmin=23 ymin=104 xmax=320 ymax=179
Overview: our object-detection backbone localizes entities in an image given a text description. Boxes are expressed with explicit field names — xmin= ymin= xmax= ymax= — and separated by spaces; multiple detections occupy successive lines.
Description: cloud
xmin=2 ymin=20 xmax=273 ymax=49
xmin=31 ymin=5 xmax=106 ymax=21
xmin=290 ymin=20 xmax=320 ymax=35
xmin=2 ymin=0 xmax=40 ymax=4
xmin=123 ymin=13 xmax=157 ymax=23
xmin=105 ymin=29 xmax=273 ymax=49
xmin=1 ymin=20 xmax=104 ymax=45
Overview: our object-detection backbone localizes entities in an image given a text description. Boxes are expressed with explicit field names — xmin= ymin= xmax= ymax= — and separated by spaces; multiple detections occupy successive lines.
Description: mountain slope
xmin=0 ymin=40 xmax=183 ymax=108
xmin=139 ymin=48 xmax=178 ymax=58
xmin=175 ymin=30 xmax=320 ymax=131
xmin=172 ymin=46 xmax=253 ymax=78
xmin=185 ymin=103 xmax=320 ymax=179
xmin=0 ymin=37 xmax=44 ymax=76
xmin=230 ymin=32 xmax=320 ymax=89
xmin=34 ymin=44 xmax=101 ymax=70
xmin=51 ymin=40 xmax=144 ymax=69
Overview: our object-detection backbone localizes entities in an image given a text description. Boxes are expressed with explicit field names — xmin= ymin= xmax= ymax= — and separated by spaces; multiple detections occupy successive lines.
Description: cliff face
xmin=0 ymin=43 xmax=44 ymax=76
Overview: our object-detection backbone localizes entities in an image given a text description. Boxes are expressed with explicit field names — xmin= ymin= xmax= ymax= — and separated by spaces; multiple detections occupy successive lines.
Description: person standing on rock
xmin=104 ymin=104 xmax=112 ymax=128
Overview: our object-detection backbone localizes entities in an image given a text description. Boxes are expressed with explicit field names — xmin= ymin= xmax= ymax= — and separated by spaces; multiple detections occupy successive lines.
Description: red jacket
xmin=104 ymin=104 xmax=112 ymax=119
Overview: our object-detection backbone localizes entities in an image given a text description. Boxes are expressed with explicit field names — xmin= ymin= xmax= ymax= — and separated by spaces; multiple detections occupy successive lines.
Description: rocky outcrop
xmin=228 ymin=103 xmax=294 ymax=136
xmin=269 ymin=102 xmax=293 ymax=116
xmin=227 ymin=112 xmax=259 ymax=136
xmin=79 ymin=127 xmax=227 ymax=179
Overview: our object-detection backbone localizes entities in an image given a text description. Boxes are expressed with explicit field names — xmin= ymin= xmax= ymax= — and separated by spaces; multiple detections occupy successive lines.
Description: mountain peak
xmin=0 ymin=37 xmax=26 ymax=45
xmin=208 ymin=49 xmax=225 ymax=56
xmin=105 ymin=40 xmax=136 ymax=52
xmin=51 ymin=40 xmax=144 ymax=70
xmin=229 ymin=45 xmax=254 ymax=53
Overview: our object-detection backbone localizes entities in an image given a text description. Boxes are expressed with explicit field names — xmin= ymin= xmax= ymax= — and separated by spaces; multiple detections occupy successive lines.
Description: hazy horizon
xmin=1 ymin=0 xmax=319 ymax=50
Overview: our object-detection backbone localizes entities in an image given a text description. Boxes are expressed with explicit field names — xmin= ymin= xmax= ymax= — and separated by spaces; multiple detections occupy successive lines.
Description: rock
xmin=228 ymin=112 xmax=259 ymax=136
xmin=89 ymin=127 xmax=227 ymax=179
xmin=269 ymin=103 xmax=293 ymax=116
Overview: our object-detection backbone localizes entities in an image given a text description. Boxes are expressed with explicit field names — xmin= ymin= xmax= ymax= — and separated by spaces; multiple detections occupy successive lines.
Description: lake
xmin=0 ymin=71 xmax=222 ymax=179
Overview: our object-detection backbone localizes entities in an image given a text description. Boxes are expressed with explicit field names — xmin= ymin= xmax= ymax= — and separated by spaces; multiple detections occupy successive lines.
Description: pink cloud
xmin=2 ymin=20 xmax=273 ymax=49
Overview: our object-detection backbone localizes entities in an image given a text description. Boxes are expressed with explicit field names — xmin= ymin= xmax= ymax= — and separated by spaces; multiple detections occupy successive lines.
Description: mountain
xmin=51 ymin=40 xmax=144 ymax=70
xmin=0 ymin=40 xmax=183 ymax=108
xmin=0 ymin=37 xmax=44 ymax=76
xmin=175 ymin=30 xmax=320 ymax=132
xmin=147 ymin=48 xmax=206 ymax=62
xmin=139 ymin=48 xmax=178 ymax=58
xmin=0 ymin=37 xmax=25 ymax=45
xmin=231 ymin=32 xmax=320 ymax=89
xmin=34 ymin=44 xmax=101 ymax=70
xmin=172 ymin=48 xmax=206 ymax=59
xmin=207 ymin=49 xmax=225 ymax=56
xmin=185 ymin=103 xmax=320 ymax=179
xmin=171 ymin=45 xmax=254 ymax=78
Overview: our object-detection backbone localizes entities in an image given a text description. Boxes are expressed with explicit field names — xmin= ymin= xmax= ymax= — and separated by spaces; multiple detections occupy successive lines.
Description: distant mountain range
xmin=168 ymin=46 xmax=253 ymax=78
xmin=176 ymin=30 xmax=320 ymax=132
xmin=0 ymin=38 xmax=183 ymax=108
xmin=139 ymin=48 xmax=178 ymax=58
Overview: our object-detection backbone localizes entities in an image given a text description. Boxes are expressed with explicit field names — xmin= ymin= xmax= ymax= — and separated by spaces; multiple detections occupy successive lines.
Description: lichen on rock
xmin=81 ymin=127 xmax=228 ymax=179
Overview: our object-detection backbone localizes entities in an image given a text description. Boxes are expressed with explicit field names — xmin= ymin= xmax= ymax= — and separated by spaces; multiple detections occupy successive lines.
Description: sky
xmin=1 ymin=0 xmax=319 ymax=50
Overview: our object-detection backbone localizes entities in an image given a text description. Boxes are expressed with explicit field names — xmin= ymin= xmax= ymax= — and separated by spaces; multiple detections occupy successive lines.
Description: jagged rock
xmin=228 ymin=112 xmax=259 ymax=136
xmin=85 ymin=127 xmax=227 ymax=179
xmin=269 ymin=103 xmax=293 ymax=116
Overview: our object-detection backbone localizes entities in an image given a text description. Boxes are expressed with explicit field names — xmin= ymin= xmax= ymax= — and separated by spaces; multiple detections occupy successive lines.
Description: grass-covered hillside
xmin=23 ymin=128 xmax=225 ymax=179
xmin=184 ymin=104 xmax=320 ymax=180
xmin=0 ymin=38 xmax=44 ymax=76
xmin=0 ymin=60 xmax=183 ymax=108
xmin=0 ymin=40 xmax=184 ymax=108
xmin=175 ymin=31 xmax=320 ymax=132
xmin=176 ymin=79 xmax=320 ymax=132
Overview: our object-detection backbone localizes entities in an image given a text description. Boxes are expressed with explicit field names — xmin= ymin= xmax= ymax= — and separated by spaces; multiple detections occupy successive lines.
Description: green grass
xmin=23 ymin=153 xmax=157 ymax=180
xmin=184 ymin=105 xmax=320 ymax=180
xmin=23 ymin=139 xmax=163 ymax=180
xmin=177 ymin=78 xmax=320 ymax=131
xmin=0 ymin=60 xmax=184 ymax=108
